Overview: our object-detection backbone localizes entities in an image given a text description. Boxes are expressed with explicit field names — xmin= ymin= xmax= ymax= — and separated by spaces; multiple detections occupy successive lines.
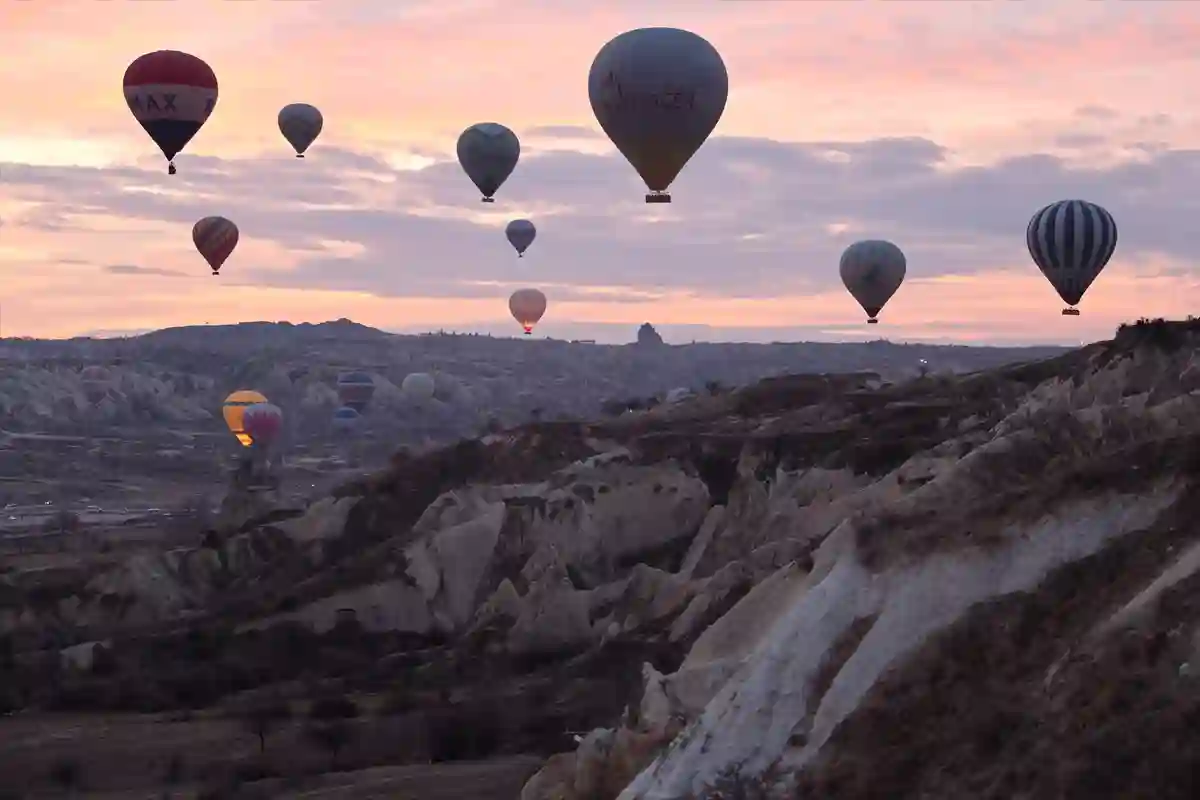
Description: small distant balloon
xmin=588 ymin=28 xmax=728 ymax=203
xmin=401 ymin=372 xmax=436 ymax=401
xmin=278 ymin=103 xmax=323 ymax=157
xmin=332 ymin=405 xmax=360 ymax=432
xmin=336 ymin=371 xmax=375 ymax=413
xmin=506 ymin=219 xmax=536 ymax=257
xmin=509 ymin=288 xmax=547 ymax=335
xmin=839 ymin=240 xmax=906 ymax=324
xmin=222 ymin=390 xmax=267 ymax=448
xmin=123 ymin=50 xmax=218 ymax=175
xmin=193 ymin=216 xmax=238 ymax=275
xmin=457 ymin=123 xmax=520 ymax=202
xmin=1026 ymin=199 xmax=1117 ymax=316
xmin=243 ymin=403 xmax=283 ymax=449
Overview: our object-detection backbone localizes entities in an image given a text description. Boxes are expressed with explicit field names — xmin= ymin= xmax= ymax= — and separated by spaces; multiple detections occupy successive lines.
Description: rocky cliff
xmin=2 ymin=320 xmax=1196 ymax=799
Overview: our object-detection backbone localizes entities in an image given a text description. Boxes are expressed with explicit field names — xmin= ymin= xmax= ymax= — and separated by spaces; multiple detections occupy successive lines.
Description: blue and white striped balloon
xmin=1026 ymin=199 xmax=1117 ymax=314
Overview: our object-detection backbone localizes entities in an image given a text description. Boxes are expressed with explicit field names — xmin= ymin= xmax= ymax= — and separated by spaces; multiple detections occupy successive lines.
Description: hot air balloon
xmin=509 ymin=288 xmax=547 ymax=335
xmin=80 ymin=366 xmax=113 ymax=404
xmin=243 ymin=403 xmax=283 ymax=449
xmin=123 ymin=51 xmax=218 ymax=175
xmin=588 ymin=28 xmax=728 ymax=203
xmin=332 ymin=405 xmax=361 ymax=432
xmin=505 ymin=220 xmax=537 ymax=257
xmin=457 ymin=123 xmax=520 ymax=202
xmin=223 ymin=390 xmax=267 ymax=447
xmin=1026 ymin=199 xmax=1118 ymax=316
xmin=193 ymin=216 xmax=238 ymax=275
xmin=278 ymin=103 xmax=323 ymax=158
xmin=336 ymin=372 xmax=375 ymax=413
xmin=401 ymin=372 xmax=436 ymax=401
xmin=839 ymin=240 xmax=906 ymax=324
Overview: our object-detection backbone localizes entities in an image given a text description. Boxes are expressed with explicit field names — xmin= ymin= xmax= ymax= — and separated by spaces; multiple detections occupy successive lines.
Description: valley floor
xmin=0 ymin=712 xmax=543 ymax=799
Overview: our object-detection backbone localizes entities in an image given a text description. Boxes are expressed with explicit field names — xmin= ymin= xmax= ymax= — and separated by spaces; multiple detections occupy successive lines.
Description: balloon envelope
xmin=193 ymin=216 xmax=239 ymax=274
xmin=332 ymin=405 xmax=360 ymax=432
xmin=506 ymin=219 xmax=537 ymax=256
xmin=243 ymin=403 xmax=283 ymax=448
xmin=1026 ymin=199 xmax=1117 ymax=314
xmin=401 ymin=372 xmax=436 ymax=401
xmin=839 ymin=240 xmax=906 ymax=322
xmin=336 ymin=371 xmax=375 ymax=413
xmin=457 ymin=123 xmax=520 ymax=201
xmin=509 ymin=288 xmax=547 ymax=335
xmin=588 ymin=28 xmax=728 ymax=201
xmin=123 ymin=51 xmax=218 ymax=173
xmin=278 ymin=103 xmax=323 ymax=156
xmin=223 ymin=390 xmax=267 ymax=447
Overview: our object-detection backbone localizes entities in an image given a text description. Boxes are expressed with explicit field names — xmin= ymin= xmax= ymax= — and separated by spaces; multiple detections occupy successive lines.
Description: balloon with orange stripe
xmin=193 ymin=216 xmax=239 ymax=275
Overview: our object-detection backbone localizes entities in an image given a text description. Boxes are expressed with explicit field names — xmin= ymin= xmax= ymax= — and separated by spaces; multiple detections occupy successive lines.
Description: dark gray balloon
xmin=588 ymin=28 xmax=728 ymax=202
xmin=839 ymin=240 xmax=906 ymax=323
xmin=278 ymin=103 xmax=323 ymax=157
xmin=505 ymin=219 xmax=536 ymax=256
xmin=457 ymin=123 xmax=520 ymax=202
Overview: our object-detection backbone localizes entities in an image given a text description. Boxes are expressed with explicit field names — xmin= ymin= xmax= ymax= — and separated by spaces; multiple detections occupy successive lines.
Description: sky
xmin=1 ymin=0 xmax=1198 ymax=346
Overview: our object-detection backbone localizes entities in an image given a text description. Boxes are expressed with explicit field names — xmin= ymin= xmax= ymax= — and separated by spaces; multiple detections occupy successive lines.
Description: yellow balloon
xmin=222 ymin=390 xmax=267 ymax=447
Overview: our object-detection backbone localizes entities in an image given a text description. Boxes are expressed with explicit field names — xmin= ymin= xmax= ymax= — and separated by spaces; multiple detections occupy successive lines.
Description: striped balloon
xmin=1026 ymin=199 xmax=1117 ymax=315
xmin=192 ymin=216 xmax=239 ymax=275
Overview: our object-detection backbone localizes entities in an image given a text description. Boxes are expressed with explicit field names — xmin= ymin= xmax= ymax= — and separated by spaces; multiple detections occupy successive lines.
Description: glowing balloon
xmin=123 ymin=50 xmax=218 ymax=175
xmin=223 ymin=390 xmax=267 ymax=448
xmin=1026 ymin=199 xmax=1118 ymax=316
xmin=278 ymin=103 xmax=323 ymax=157
xmin=588 ymin=28 xmax=728 ymax=203
xmin=509 ymin=288 xmax=547 ymax=335
xmin=193 ymin=216 xmax=238 ymax=275
xmin=839 ymin=240 xmax=906 ymax=324
xmin=457 ymin=123 xmax=520 ymax=202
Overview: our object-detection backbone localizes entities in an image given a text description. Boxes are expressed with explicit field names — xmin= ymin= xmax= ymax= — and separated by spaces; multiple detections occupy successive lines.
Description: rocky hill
xmin=1 ymin=319 xmax=1194 ymax=798
xmin=0 ymin=319 xmax=1065 ymax=443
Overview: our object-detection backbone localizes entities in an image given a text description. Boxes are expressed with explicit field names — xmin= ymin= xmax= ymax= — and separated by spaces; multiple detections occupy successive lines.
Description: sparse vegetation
xmin=4 ymin=320 xmax=1200 ymax=798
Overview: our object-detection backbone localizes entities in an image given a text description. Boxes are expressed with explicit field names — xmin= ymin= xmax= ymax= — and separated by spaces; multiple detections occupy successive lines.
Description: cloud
xmin=104 ymin=264 xmax=188 ymax=278
xmin=5 ymin=132 xmax=1197 ymax=304
xmin=525 ymin=125 xmax=603 ymax=140
xmin=2 ymin=0 xmax=1198 ymax=344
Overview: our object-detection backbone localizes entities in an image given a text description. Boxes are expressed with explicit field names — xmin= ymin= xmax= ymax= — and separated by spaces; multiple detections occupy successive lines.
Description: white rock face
xmin=618 ymin=486 xmax=1179 ymax=799
xmin=609 ymin=344 xmax=1200 ymax=799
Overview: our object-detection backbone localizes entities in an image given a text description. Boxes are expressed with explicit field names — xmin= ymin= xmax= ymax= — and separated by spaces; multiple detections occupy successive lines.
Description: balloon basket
xmin=296 ymin=154 xmax=304 ymax=158
xmin=867 ymin=318 xmax=878 ymax=324
xmin=645 ymin=193 xmax=671 ymax=204
xmin=481 ymin=197 xmax=495 ymax=203
xmin=1062 ymin=308 xmax=1080 ymax=316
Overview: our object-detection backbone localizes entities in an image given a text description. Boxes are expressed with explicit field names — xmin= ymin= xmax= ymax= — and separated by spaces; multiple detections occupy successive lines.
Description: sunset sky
xmin=1 ymin=0 xmax=1198 ymax=345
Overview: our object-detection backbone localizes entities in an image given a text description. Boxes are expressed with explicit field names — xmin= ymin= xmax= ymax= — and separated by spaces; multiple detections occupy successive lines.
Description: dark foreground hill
xmin=3 ymin=320 xmax=1196 ymax=798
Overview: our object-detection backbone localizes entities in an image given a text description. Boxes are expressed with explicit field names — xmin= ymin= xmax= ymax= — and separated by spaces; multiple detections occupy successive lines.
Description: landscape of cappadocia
xmin=3 ymin=1 xmax=1200 ymax=798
